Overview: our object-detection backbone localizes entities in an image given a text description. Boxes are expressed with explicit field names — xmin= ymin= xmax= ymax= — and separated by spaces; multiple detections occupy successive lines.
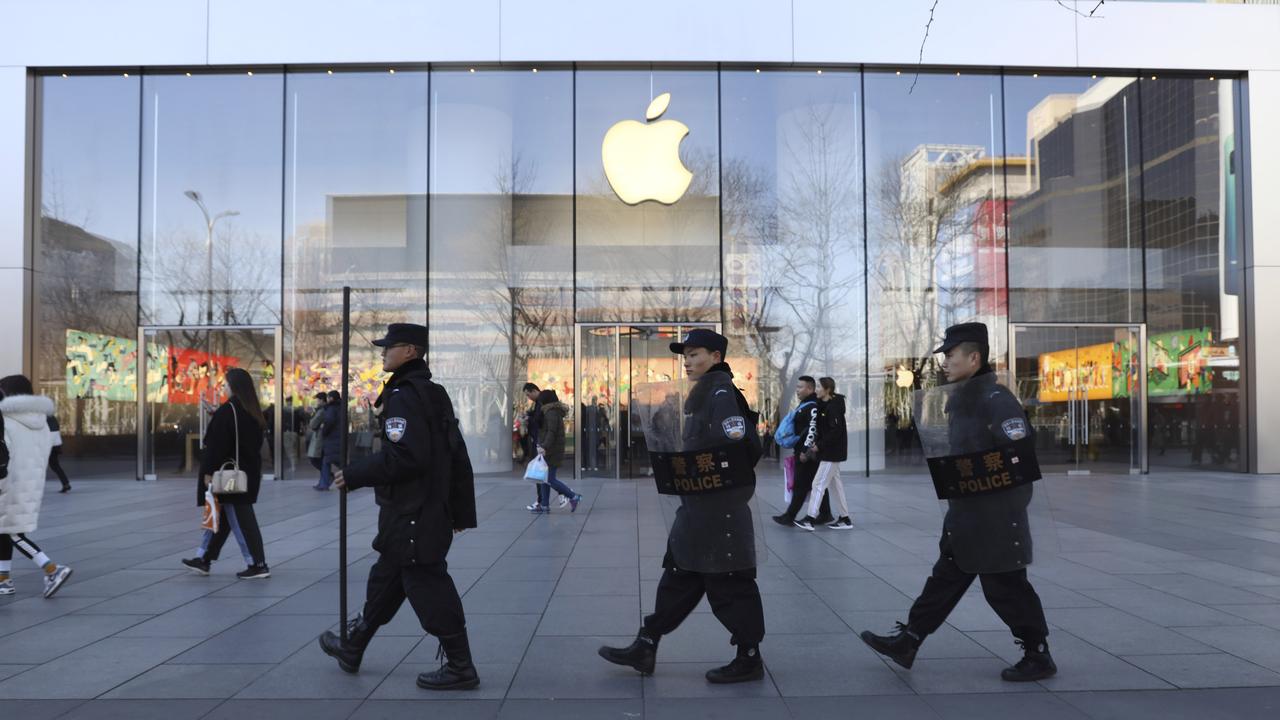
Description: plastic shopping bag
xmin=524 ymin=454 xmax=549 ymax=483
xmin=201 ymin=486 xmax=221 ymax=531
xmin=782 ymin=454 xmax=796 ymax=504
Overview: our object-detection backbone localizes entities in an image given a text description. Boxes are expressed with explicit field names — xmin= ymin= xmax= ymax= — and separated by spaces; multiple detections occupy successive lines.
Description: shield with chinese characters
xmin=912 ymin=371 xmax=1059 ymax=575
xmin=632 ymin=372 xmax=768 ymax=574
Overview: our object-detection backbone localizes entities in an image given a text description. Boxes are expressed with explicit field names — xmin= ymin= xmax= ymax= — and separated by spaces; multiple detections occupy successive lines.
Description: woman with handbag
xmin=182 ymin=367 xmax=270 ymax=579
xmin=0 ymin=374 xmax=74 ymax=598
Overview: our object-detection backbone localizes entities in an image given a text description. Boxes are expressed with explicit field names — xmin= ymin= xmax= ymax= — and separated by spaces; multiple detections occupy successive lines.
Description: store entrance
xmin=575 ymin=323 xmax=718 ymax=480
xmin=137 ymin=326 xmax=282 ymax=482
xmin=1011 ymin=323 xmax=1147 ymax=475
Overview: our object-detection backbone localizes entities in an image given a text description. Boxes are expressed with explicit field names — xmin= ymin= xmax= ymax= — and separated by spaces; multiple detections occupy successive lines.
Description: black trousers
xmin=205 ymin=503 xmax=266 ymax=566
xmin=783 ymin=460 xmax=830 ymax=520
xmin=48 ymin=448 xmax=70 ymax=488
xmin=362 ymin=553 xmax=466 ymax=638
xmin=643 ymin=565 xmax=765 ymax=648
xmin=907 ymin=552 xmax=1049 ymax=644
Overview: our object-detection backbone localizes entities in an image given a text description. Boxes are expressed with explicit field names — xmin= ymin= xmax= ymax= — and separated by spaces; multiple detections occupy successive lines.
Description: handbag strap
xmin=228 ymin=400 xmax=240 ymax=470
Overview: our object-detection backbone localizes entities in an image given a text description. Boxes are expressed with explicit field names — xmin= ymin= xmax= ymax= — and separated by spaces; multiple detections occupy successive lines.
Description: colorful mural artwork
xmin=1037 ymin=328 xmax=1215 ymax=403
xmin=65 ymin=329 xmax=139 ymax=401
xmin=1147 ymin=328 xmax=1214 ymax=397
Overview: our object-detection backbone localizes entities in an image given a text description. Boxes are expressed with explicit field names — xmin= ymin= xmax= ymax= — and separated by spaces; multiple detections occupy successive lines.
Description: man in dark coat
xmin=598 ymin=329 xmax=766 ymax=684
xmin=860 ymin=322 xmax=1056 ymax=682
xmin=319 ymin=323 xmax=480 ymax=691
xmin=315 ymin=391 xmax=343 ymax=490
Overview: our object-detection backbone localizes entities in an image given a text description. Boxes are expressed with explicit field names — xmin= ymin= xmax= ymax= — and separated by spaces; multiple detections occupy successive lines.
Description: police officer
xmin=597 ymin=329 xmax=766 ymax=684
xmin=860 ymin=322 xmax=1056 ymax=682
xmin=318 ymin=323 xmax=479 ymax=691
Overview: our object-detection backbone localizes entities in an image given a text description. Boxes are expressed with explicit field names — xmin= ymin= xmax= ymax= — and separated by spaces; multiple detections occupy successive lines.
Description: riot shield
xmin=912 ymin=371 xmax=1059 ymax=574
xmin=633 ymin=371 xmax=767 ymax=574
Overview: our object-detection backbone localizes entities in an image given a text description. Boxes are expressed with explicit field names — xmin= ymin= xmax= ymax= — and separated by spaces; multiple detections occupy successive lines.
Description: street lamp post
xmin=183 ymin=190 xmax=239 ymax=326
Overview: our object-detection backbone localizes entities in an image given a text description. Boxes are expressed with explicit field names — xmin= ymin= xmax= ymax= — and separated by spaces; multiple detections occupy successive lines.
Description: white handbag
xmin=211 ymin=402 xmax=249 ymax=495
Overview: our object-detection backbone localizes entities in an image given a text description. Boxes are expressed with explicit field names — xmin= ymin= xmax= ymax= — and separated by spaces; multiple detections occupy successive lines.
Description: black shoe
xmin=597 ymin=629 xmax=658 ymax=675
xmin=59 ymin=485 xmax=71 ymax=493
xmin=859 ymin=622 xmax=921 ymax=670
xmin=181 ymin=557 xmax=211 ymax=576
xmin=1001 ymin=639 xmax=1057 ymax=682
xmin=771 ymin=514 xmax=793 ymax=526
xmin=236 ymin=564 xmax=270 ymax=579
xmin=319 ymin=615 xmax=377 ymax=674
xmin=417 ymin=631 xmax=480 ymax=690
xmin=705 ymin=645 xmax=764 ymax=684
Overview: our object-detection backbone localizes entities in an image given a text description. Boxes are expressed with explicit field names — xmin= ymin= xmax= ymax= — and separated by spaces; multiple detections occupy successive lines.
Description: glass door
xmin=138 ymin=326 xmax=281 ymax=481
xmin=1012 ymin=324 xmax=1146 ymax=475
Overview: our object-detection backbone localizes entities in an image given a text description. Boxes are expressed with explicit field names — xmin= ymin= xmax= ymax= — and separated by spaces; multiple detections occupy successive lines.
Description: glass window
xmin=1005 ymin=73 xmax=1144 ymax=323
xmin=720 ymin=68 xmax=866 ymax=469
xmin=574 ymin=68 xmax=720 ymax=322
xmin=1141 ymin=77 xmax=1246 ymax=471
xmin=864 ymin=71 xmax=1005 ymax=470
xmin=430 ymin=67 xmax=574 ymax=474
xmin=35 ymin=73 xmax=140 ymax=479
xmin=283 ymin=69 xmax=429 ymax=479
xmin=140 ymin=72 xmax=284 ymax=327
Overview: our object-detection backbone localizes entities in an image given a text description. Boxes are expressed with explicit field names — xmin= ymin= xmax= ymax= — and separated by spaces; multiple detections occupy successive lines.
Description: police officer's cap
xmin=669 ymin=328 xmax=728 ymax=357
xmin=371 ymin=323 xmax=428 ymax=348
xmin=933 ymin=322 xmax=988 ymax=355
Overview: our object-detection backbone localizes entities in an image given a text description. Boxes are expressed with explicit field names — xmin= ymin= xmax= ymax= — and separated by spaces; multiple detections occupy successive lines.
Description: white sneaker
xmin=0 ymin=578 xmax=13 ymax=595
xmin=557 ymin=495 xmax=570 ymax=509
xmin=43 ymin=565 xmax=73 ymax=598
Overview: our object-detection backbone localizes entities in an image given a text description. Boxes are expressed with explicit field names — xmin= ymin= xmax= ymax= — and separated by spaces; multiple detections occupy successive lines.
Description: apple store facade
xmin=3 ymin=2 xmax=1277 ymax=480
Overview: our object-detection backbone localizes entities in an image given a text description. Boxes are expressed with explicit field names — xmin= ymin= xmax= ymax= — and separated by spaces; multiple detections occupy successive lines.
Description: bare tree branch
xmin=909 ymin=0 xmax=941 ymax=95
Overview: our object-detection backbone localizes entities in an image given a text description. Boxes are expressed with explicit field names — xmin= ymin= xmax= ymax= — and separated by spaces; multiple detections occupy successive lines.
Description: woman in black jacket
xmin=182 ymin=367 xmax=270 ymax=578
xmin=800 ymin=377 xmax=852 ymax=529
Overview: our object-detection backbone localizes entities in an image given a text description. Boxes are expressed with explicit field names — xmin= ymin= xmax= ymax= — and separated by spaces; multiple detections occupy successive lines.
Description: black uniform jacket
xmin=344 ymin=359 xmax=455 ymax=566
xmin=941 ymin=369 xmax=1035 ymax=575
xmin=197 ymin=397 xmax=265 ymax=507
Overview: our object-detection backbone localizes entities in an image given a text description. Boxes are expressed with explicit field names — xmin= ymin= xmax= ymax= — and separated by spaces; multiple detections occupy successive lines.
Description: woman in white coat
xmin=0 ymin=374 xmax=73 ymax=597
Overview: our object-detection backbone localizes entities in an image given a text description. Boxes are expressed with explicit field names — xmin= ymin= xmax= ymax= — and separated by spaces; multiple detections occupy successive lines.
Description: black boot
xmin=1001 ymin=639 xmax=1057 ymax=682
xmin=705 ymin=643 xmax=764 ymax=684
xmin=416 ymin=631 xmax=480 ymax=690
xmin=597 ymin=628 xmax=658 ymax=675
xmin=318 ymin=615 xmax=376 ymax=674
xmin=859 ymin=622 xmax=921 ymax=670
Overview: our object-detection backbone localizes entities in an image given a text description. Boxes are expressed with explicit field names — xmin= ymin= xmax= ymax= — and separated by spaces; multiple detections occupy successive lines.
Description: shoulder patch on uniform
xmin=385 ymin=417 xmax=407 ymax=442
xmin=1001 ymin=418 xmax=1028 ymax=440
xmin=722 ymin=416 xmax=746 ymax=440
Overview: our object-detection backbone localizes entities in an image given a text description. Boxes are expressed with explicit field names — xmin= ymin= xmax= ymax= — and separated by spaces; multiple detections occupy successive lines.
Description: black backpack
xmin=407 ymin=378 xmax=477 ymax=530
xmin=730 ymin=385 xmax=763 ymax=467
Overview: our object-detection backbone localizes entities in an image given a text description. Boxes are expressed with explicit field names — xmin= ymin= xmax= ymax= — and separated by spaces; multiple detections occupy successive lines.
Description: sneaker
xmin=182 ymin=557 xmax=211 ymax=575
xmin=827 ymin=516 xmax=854 ymax=530
xmin=43 ymin=565 xmax=73 ymax=598
xmin=557 ymin=495 xmax=570 ymax=509
xmin=237 ymin=564 xmax=271 ymax=580
xmin=793 ymin=517 xmax=815 ymax=532
xmin=0 ymin=578 xmax=13 ymax=596
xmin=570 ymin=494 xmax=583 ymax=513
xmin=527 ymin=503 xmax=546 ymax=513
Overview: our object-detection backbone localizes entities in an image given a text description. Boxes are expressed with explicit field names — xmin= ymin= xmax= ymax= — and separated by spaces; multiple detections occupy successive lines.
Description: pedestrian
xmin=316 ymin=390 xmax=343 ymax=490
xmin=598 ymin=329 xmax=766 ymax=684
xmin=860 ymin=322 xmax=1056 ymax=682
xmin=181 ymin=367 xmax=271 ymax=579
xmin=531 ymin=389 xmax=582 ymax=513
xmin=306 ymin=391 xmax=327 ymax=471
xmin=0 ymin=374 xmax=74 ymax=598
xmin=47 ymin=410 xmax=71 ymax=493
xmin=772 ymin=376 xmax=822 ymax=527
xmin=521 ymin=383 xmax=567 ymax=511
xmin=793 ymin=377 xmax=852 ymax=530
xmin=318 ymin=322 xmax=480 ymax=691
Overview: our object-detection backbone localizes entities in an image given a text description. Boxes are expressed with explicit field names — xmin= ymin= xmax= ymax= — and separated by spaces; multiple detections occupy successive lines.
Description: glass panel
xmin=141 ymin=72 xmax=284 ymax=327
xmin=142 ymin=328 xmax=277 ymax=481
xmin=1005 ymin=74 xmax=1143 ymax=323
xmin=579 ymin=326 xmax=618 ymax=478
xmin=575 ymin=69 xmax=720 ymax=322
xmin=623 ymin=325 xmax=693 ymax=478
xmin=430 ymin=68 xmax=575 ymax=474
xmin=720 ymin=68 xmax=866 ymax=471
xmin=284 ymin=69 xmax=428 ymax=481
xmin=864 ymin=71 xmax=1004 ymax=472
xmin=1141 ymin=78 xmax=1246 ymax=471
xmin=1013 ymin=325 xmax=1079 ymax=471
xmin=35 ymin=74 xmax=140 ymax=479
xmin=1074 ymin=325 xmax=1142 ymax=473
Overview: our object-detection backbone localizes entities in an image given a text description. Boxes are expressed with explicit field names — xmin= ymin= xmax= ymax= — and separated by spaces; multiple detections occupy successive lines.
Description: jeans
xmin=537 ymin=465 xmax=577 ymax=506
xmin=318 ymin=454 xmax=339 ymax=489
xmin=198 ymin=505 xmax=257 ymax=565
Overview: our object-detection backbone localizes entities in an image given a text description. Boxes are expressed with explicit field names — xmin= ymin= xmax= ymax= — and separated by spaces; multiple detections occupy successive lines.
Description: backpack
xmin=730 ymin=385 xmax=763 ymax=467
xmin=774 ymin=400 xmax=816 ymax=449
xmin=407 ymin=378 xmax=477 ymax=530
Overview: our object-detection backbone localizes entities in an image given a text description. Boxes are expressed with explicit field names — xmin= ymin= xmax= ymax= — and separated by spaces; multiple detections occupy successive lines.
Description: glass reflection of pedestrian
xmin=316 ymin=390 xmax=342 ymax=491
xmin=306 ymin=391 xmax=326 ymax=471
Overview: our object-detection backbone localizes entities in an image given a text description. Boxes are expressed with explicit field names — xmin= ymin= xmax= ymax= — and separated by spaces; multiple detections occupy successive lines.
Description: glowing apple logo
xmin=601 ymin=93 xmax=693 ymax=205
